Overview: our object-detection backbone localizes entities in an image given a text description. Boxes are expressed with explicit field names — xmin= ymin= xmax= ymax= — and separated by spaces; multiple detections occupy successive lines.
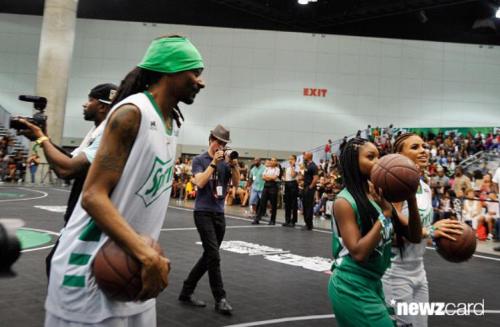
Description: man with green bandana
xmin=45 ymin=35 xmax=205 ymax=327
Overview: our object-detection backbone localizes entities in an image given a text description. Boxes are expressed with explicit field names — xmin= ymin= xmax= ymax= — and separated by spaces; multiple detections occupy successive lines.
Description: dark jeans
xmin=30 ymin=165 xmax=37 ymax=183
xmin=495 ymin=219 xmax=500 ymax=240
xmin=181 ymin=211 xmax=226 ymax=301
xmin=284 ymin=181 xmax=298 ymax=224
xmin=302 ymin=187 xmax=315 ymax=229
xmin=256 ymin=184 xmax=278 ymax=223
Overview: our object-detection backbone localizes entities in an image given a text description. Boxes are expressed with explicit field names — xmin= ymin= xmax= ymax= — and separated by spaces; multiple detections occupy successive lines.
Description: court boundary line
xmin=223 ymin=314 xmax=335 ymax=327
xmin=0 ymin=187 xmax=48 ymax=203
xmin=49 ymin=187 xmax=71 ymax=193
xmin=168 ymin=205 xmax=332 ymax=234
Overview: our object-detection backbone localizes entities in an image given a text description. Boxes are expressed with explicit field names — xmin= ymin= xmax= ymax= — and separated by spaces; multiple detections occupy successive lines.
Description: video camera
xmin=9 ymin=95 xmax=48 ymax=132
xmin=223 ymin=147 xmax=239 ymax=160
xmin=0 ymin=222 xmax=21 ymax=276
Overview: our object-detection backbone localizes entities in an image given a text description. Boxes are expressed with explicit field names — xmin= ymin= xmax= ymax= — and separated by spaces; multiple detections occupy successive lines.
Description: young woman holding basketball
xmin=382 ymin=133 xmax=463 ymax=327
xmin=328 ymin=138 xmax=422 ymax=327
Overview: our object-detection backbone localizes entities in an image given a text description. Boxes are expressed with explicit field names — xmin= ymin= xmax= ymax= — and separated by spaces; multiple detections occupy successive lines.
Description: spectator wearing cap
xmin=179 ymin=124 xmax=239 ymax=315
xmin=17 ymin=82 xmax=118 ymax=277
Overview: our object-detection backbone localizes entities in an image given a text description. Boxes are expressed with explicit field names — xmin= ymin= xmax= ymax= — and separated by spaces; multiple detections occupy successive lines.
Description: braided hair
xmin=393 ymin=132 xmax=417 ymax=154
xmin=339 ymin=138 xmax=380 ymax=236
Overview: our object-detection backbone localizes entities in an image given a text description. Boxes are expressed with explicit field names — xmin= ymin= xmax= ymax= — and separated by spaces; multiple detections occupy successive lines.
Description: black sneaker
xmin=251 ymin=219 xmax=260 ymax=225
xmin=268 ymin=221 xmax=276 ymax=225
xmin=215 ymin=298 xmax=233 ymax=315
xmin=282 ymin=223 xmax=290 ymax=227
xmin=178 ymin=295 xmax=207 ymax=307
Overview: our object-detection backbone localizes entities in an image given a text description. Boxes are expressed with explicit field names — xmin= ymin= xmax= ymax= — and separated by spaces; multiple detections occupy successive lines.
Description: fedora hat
xmin=210 ymin=124 xmax=231 ymax=143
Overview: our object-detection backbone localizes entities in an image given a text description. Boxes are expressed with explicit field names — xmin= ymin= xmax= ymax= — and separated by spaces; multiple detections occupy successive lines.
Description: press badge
xmin=216 ymin=186 xmax=223 ymax=197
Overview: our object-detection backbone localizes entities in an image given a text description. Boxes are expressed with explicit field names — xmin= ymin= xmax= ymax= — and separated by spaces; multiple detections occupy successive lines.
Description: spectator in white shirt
xmin=283 ymin=155 xmax=299 ymax=227
xmin=252 ymin=158 xmax=280 ymax=225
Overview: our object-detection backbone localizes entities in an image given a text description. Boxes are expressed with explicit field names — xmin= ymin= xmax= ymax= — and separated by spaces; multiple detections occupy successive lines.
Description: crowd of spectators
xmin=355 ymin=126 xmax=500 ymax=240
xmin=0 ymin=135 xmax=31 ymax=183
xmin=169 ymin=126 xmax=500 ymax=242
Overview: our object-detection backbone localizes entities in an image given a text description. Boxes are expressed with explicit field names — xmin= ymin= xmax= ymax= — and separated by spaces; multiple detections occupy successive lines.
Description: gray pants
xmin=383 ymin=261 xmax=429 ymax=327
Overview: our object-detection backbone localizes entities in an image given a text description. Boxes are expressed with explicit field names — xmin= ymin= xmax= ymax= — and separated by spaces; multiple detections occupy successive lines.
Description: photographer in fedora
xmin=179 ymin=124 xmax=240 ymax=315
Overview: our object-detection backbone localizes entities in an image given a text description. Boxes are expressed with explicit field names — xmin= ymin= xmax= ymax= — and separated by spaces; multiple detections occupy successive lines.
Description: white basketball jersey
xmin=45 ymin=92 xmax=177 ymax=323
xmin=390 ymin=179 xmax=433 ymax=264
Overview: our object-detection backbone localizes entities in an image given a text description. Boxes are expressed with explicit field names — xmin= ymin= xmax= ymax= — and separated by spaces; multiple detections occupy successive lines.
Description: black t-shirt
xmin=304 ymin=161 xmax=318 ymax=189
xmin=192 ymin=152 xmax=231 ymax=213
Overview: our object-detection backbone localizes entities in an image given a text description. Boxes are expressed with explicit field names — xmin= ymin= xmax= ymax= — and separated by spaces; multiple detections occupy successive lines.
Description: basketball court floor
xmin=1 ymin=185 xmax=499 ymax=327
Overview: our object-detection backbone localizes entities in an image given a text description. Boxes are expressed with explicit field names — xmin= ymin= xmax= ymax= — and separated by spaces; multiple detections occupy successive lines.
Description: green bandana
xmin=138 ymin=37 xmax=204 ymax=73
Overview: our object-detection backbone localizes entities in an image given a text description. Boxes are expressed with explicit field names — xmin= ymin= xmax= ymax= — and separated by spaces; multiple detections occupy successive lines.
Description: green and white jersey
xmin=331 ymin=188 xmax=393 ymax=280
xmin=389 ymin=179 xmax=433 ymax=264
xmin=45 ymin=92 xmax=177 ymax=323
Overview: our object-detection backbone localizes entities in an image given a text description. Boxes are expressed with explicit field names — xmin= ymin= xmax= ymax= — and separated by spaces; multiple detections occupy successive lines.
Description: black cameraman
xmin=17 ymin=83 xmax=117 ymax=277
xmin=179 ymin=124 xmax=239 ymax=315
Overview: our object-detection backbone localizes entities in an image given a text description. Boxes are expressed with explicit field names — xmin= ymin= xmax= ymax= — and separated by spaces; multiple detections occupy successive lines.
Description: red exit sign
xmin=303 ymin=88 xmax=327 ymax=97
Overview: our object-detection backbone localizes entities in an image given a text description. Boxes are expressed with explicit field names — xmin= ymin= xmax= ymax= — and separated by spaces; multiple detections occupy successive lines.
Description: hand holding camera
xmin=212 ymin=149 xmax=225 ymax=165
xmin=10 ymin=95 xmax=48 ymax=136
xmin=16 ymin=118 xmax=46 ymax=141
xmin=223 ymin=148 xmax=239 ymax=169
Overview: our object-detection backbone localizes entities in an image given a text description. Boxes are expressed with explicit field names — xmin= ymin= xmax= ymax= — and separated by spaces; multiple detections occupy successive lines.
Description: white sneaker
xmin=487 ymin=233 xmax=494 ymax=240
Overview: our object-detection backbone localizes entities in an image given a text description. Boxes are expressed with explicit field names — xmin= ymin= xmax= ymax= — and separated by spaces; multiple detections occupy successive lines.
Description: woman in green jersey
xmin=328 ymin=138 xmax=422 ymax=327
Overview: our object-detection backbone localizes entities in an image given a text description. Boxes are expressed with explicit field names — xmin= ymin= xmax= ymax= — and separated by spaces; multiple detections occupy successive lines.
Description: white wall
xmin=1 ymin=13 xmax=500 ymax=152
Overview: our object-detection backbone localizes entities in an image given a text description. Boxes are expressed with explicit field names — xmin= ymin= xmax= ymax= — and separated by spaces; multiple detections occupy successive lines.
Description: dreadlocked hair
xmin=110 ymin=35 xmax=187 ymax=128
xmin=391 ymin=132 xmax=420 ymax=256
xmin=110 ymin=67 xmax=184 ymax=128
xmin=339 ymin=137 xmax=380 ymax=236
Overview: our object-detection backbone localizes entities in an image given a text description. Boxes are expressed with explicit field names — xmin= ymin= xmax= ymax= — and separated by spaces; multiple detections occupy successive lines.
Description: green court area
xmin=0 ymin=191 xmax=27 ymax=200
xmin=16 ymin=229 xmax=53 ymax=250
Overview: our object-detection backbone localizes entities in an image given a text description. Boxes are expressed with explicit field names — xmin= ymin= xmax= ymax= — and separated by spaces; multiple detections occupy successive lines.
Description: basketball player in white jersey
xmin=45 ymin=36 xmax=205 ymax=326
xmin=382 ymin=133 xmax=463 ymax=327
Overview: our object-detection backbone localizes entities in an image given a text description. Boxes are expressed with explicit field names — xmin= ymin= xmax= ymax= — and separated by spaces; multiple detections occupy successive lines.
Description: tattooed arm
xmin=82 ymin=104 xmax=170 ymax=301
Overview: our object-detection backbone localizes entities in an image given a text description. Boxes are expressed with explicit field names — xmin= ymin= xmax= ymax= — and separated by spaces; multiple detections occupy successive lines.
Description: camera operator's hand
xmin=16 ymin=118 xmax=45 ymax=141
xmin=211 ymin=150 xmax=224 ymax=165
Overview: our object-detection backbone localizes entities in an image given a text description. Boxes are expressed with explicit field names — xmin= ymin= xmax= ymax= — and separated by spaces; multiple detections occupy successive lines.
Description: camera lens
xmin=229 ymin=151 xmax=238 ymax=160
xmin=0 ymin=223 xmax=21 ymax=272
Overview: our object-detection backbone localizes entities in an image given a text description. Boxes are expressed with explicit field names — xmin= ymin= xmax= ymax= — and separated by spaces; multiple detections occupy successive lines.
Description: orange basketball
xmin=93 ymin=235 xmax=164 ymax=301
xmin=370 ymin=154 xmax=420 ymax=202
xmin=436 ymin=223 xmax=477 ymax=263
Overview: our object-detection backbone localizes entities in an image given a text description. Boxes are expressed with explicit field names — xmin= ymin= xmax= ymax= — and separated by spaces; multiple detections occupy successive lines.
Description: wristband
xmin=35 ymin=136 xmax=49 ymax=145
xmin=428 ymin=225 xmax=437 ymax=247
xmin=378 ymin=213 xmax=392 ymax=240
xmin=210 ymin=163 xmax=216 ymax=169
